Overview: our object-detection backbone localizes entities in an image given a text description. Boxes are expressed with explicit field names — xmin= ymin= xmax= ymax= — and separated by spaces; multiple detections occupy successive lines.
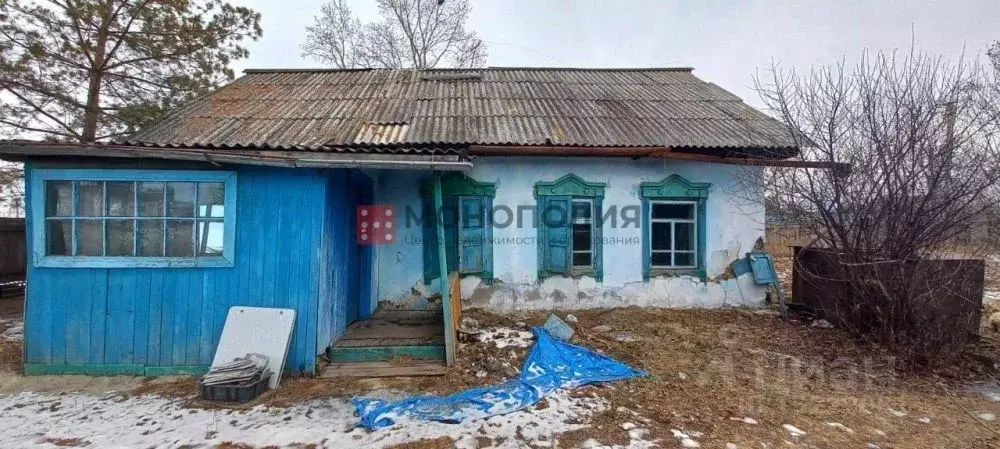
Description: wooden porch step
xmin=327 ymin=344 xmax=445 ymax=363
xmin=320 ymin=361 xmax=447 ymax=378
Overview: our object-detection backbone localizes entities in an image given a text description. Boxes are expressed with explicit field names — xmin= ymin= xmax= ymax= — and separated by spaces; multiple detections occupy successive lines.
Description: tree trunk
xmin=81 ymin=8 xmax=111 ymax=143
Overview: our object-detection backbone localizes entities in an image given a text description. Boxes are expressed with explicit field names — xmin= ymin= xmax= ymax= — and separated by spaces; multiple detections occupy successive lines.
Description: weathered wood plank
xmin=338 ymin=319 xmax=443 ymax=341
xmin=333 ymin=337 xmax=445 ymax=348
xmin=321 ymin=361 xmax=447 ymax=378
xmin=328 ymin=345 xmax=445 ymax=363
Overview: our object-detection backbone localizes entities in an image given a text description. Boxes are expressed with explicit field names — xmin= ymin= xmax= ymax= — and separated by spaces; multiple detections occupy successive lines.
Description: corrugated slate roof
xmin=119 ymin=67 xmax=797 ymax=153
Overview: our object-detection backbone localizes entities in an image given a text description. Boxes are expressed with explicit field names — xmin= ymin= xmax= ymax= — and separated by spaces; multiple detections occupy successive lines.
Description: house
xmin=0 ymin=67 xmax=803 ymax=376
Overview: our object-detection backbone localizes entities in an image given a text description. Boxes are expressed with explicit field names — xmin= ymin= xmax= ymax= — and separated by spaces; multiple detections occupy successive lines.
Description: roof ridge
xmin=243 ymin=67 xmax=695 ymax=74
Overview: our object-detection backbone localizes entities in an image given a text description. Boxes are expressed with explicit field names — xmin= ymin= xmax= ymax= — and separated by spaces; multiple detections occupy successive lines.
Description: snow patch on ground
xmin=670 ymin=429 xmax=703 ymax=448
xmin=783 ymin=424 xmax=806 ymax=437
xmin=579 ymin=428 xmax=658 ymax=449
xmin=0 ymin=390 xmax=607 ymax=448
xmin=825 ymin=422 xmax=855 ymax=433
xmin=0 ymin=317 xmax=22 ymax=341
xmin=477 ymin=327 xmax=534 ymax=349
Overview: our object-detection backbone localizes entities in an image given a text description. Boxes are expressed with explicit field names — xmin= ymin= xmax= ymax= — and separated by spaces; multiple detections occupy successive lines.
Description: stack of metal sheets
xmin=201 ymin=353 xmax=270 ymax=386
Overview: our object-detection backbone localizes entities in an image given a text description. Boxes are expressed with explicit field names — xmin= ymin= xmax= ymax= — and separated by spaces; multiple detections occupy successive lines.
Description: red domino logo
xmin=358 ymin=205 xmax=395 ymax=245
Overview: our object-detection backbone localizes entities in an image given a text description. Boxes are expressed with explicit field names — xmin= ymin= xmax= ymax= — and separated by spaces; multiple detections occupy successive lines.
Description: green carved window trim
xmin=420 ymin=173 xmax=497 ymax=198
xmin=640 ymin=175 xmax=711 ymax=281
xmin=535 ymin=174 xmax=606 ymax=281
xmin=638 ymin=174 xmax=710 ymax=199
xmin=421 ymin=174 xmax=496 ymax=285
xmin=533 ymin=173 xmax=606 ymax=199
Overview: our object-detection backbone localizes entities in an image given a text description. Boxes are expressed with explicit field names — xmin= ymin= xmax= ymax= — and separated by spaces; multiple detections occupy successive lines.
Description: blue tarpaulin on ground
xmin=353 ymin=327 xmax=647 ymax=430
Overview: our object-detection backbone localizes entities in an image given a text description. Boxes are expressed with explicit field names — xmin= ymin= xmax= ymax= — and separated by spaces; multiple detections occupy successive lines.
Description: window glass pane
xmin=138 ymin=219 xmax=165 ymax=256
xmin=651 ymin=222 xmax=672 ymax=251
xmin=106 ymin=220 xmax=135 ymax=256
xmin=572 ymin=201 xmax=592 ymax=221
xmin=75 ymin=220 xmax=103 ymax=256
xmin=675 ymin=252 xmax=694 ymax=267
xmin=46 ymin=220 xmax=71 ymax=255
xmin=77 ymin=181 xmax=104 ymax=217
xmin=106 ymin=182 xmax=135 ymax=217
xmin=651 ymin=252 xmax=671 ymax=266
xmin=573 ymin=252 xmax=591 ymax=267
xmin=166 ymin=220 xmax=194 ymax=257
xmin=675 ymin=222 xmax=694 ymax=251
xmin=166 ymin=182 xmax=195 ymax=217
xmin=197 ymin=220 xmax=225 ymax=256
xmin=652 ymin=203 xmax=694 ymax=220
xmin=573 ymin=223 xmax=591 ymax=251
xmin=45 ymin=181 xmax=73 ymax=217
xmin=138 ymin=182 xmax=165 ymax=217
xmin=197 ymin=182 xmax=225 ymax=218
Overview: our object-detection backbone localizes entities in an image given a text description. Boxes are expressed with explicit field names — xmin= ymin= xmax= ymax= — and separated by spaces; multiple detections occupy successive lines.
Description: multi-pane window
xmin=571 ymin=199 xmax=594 ymax=268
xmin=649 ymin=201 xmax=697 ymax=268
xmin=42 ymin=178 xmax=229 ymax=260
xmin=534 ymin=174 xmax=606 ymax=280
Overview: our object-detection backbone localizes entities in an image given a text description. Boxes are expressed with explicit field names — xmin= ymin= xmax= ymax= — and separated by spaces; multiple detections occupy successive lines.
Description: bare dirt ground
xmin=0 ymin=294 xmax=23 ymax=374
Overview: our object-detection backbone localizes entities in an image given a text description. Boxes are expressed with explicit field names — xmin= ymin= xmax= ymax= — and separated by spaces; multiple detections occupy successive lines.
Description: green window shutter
xmin=593 ymin=197 xmax=604 ymax=282
xmin=459 ymin=196 xmax=485 ymax=274
xmin=483 ymin=197 xmax=494 ymax=281
xmin=422 ymin=197 xmax=440 ymax=285
xmin=539 ymin=195 xmax=571 ymax=276
xmin=444 ymin=196 xmax=459 ymax=275
xmin=421 ymin=174 xmax=496 ymax=283
xmin=534 ymin=174 xmax=606 ymax=280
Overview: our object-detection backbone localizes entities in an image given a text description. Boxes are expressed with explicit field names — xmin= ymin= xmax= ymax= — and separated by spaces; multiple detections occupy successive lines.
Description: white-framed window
xmin=571 ymin=198 xmax=594 ymax=268
xmin=649 ymin=200 xmax=697 ymax=268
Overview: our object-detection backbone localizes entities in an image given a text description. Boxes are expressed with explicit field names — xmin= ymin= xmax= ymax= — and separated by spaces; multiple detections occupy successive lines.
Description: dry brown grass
xmin=39 ymin=437 xmax=90 ymax=447
xmin=463 ymin=307 xmax=1000 ymax=449
xmin=0 ymin=294 xmax=23 ymax=373
xmin=382 ymin=437 xmax=455 ymax=449
xmin=766 ymin=225 xmax=813 ymax=258
xmin=0 ymin=340 xmax=21 ymax=373
xmin=120 ymin=304 xmax=1000 ymax=448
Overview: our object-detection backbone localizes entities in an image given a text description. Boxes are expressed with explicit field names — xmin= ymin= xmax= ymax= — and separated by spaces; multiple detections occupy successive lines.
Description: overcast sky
xmin=235 ymin=0 xmax=997 ymax=106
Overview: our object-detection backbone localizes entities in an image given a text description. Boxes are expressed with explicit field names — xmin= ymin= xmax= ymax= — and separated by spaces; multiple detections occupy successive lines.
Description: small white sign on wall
xmin=212 ymin=306 xmax=296 ymax=389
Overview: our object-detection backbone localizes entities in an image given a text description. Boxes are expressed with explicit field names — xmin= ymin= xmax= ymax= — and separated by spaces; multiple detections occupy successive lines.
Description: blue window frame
xmin=30 ymin=169 xmax=237 ymax=268
xmin=420 ymin=174 xmax=495 ymax=284
xmin=534 ymin=174 xmax=606 ymax=281
xmin=640 ymin=175 xmax=710 ymax=280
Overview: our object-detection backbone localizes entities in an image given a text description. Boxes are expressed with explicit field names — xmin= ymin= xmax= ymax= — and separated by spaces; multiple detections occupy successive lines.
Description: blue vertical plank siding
xmin=23 ymin=164 xmax=358 ymax=375
xmin=318 ymin=170 xmax=352 ymax=350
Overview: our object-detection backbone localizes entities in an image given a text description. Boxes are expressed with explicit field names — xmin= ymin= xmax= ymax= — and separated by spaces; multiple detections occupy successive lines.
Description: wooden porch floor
xmin=332 ymin=309 xmax=444 ymax=348
xmin=323 ymin=309 xmax=446 ymax=375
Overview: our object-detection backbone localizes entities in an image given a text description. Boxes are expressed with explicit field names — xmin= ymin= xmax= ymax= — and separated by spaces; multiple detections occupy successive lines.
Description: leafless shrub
xmin=754 ymin=49 xmax=1000 ymax=368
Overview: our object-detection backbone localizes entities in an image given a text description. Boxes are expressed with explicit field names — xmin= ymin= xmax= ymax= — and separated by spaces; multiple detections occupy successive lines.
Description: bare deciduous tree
xmin=302 ymin=0 xmax=487 ymax=69
xmin=0 ymin=0 xmax=263 ymax=143
xmin=0 ymin=162 xmax=24 ymax=217
xmin=754 ymin=49 xmax=1000 ymax=368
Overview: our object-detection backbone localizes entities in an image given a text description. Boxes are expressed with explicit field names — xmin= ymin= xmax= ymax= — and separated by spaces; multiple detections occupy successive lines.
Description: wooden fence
xmin=792 ymin=247 xmax=984 ymax=337
xmin=0 ymin=218 xmax=26 ymax=280
xmin=765 ymin=224 xmax=813 ymax=258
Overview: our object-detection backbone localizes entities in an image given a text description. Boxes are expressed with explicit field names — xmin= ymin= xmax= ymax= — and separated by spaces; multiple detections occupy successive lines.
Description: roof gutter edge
xmin=468 ymin=145 xmax=847 ymax=171
xmin=0 ymin=143 xmax=472 ymax=172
